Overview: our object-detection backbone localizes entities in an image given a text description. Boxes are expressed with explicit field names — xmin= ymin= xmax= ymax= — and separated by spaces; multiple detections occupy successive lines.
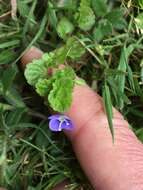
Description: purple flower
xmin=48 ymin=114 xmax=74 ymax=132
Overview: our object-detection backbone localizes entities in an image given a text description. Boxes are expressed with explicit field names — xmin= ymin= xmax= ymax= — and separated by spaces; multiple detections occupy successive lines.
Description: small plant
xmin=1 ymin=0 xmax=143 ymax=189
xmin=24 ymin=36 xmax=86 ymax=113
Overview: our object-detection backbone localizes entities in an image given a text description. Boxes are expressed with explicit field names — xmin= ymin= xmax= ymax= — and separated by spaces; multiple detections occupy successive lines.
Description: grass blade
xmin=103 ymin=83 xmax=114 ymax=140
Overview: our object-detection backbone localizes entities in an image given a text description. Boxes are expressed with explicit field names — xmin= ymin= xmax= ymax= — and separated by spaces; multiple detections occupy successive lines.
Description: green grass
xmin=0 ymin=0 xmax=143 ymax=189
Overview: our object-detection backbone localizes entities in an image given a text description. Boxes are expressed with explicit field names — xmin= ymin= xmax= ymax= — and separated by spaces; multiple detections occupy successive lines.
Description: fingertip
xmin=21 ymin=46 xmax=43 ymax=67
xmin=65 ymin=84 xmax=103 ymax=140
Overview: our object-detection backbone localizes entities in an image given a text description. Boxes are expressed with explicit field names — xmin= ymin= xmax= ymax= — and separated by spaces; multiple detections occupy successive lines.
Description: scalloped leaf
xmin=42 ymin=52 xmax=55 ymax=67
xmin=77 ymin=1 xmax=95 ymax=31
xmin=48 ymin=67 xmax=75 ymax=112
xmin=93 ymin=19 xmax=112 ymax=41
xmin=105 ymin=8 xmax=127 ymax=30
xmin=53 ymin=47 xmax=68 ymax=65
xmin=35 ymin=78 xmax=53 ymax=97
xmin=57 ymin=17 xmax=74 ymax=39
xmin=66 ymin=37 xmax=85 ymax=59
xmin=91 ymin=0 xmax=108 ymax=17
xmin=24 ymin=59 xmax=48 ymax=86
xmin=42 ymin=48 xmax=68 ymax=67
xmin=48 ymin=78 xmax=73 ymax=113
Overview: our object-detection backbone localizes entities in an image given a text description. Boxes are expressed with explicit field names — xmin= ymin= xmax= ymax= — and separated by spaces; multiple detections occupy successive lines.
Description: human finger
xmin=22 ymin=47 xmax=143 ymax=190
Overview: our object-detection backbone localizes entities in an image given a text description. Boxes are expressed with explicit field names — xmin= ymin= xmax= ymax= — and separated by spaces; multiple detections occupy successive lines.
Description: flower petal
xmin=49 ymin=119 xmax=61 ymax=132
xmin=61 ymin=120 xmax=74 ymax=130
xmin=48 ymin=114 xmax=61 ymax=120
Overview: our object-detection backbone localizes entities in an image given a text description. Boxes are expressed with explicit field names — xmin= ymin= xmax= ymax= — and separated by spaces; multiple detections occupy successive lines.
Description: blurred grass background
xmin=0 ymin=0 xmax=143 ymax=189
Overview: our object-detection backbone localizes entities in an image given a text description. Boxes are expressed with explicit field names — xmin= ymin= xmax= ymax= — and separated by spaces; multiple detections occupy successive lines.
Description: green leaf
xmin=4 ymin=87 xmax=25 ymax=108
xmin=135 ymin=13 xmax=143 ymax=32
xmin=0 ymin=40 xmax=20 ymax=49
xmin=53 ymin=47 xmax=68 ymax=65
xmin=42 ymin=48 xmax=68 ymax=67
xmin=115 ymin=47 xmax=127 ymax=93
xmin=77 ymin=1 xmax=95 ymax=31
xmin=42 ymin=53 xmax=51 ymax=63
xmin=66 ymin=37 xmax=86 ymax=59
xmin=22 ymin=0 xmax=37 ymax=37
xmin=6 ymin=108 xmax=27 ymax=125
xmin=17 ymin=0 xmax=31 ymax=18
xmin=91 ymin=0 xmax=108 ymax=17
xmin=0 ymin=103 xmax=13 ymax=111
xmin=138 ymin=0 xmax=143 ymax=8
xmin=141 ymin=66 xmax=143 ymax=83
xmin=0 ymin=50 xmax=16 ymax=65
xmin=27 ymin=186 xmax=36 ymax=190
xmin=126 ymin=64 xmax=135 ymax=92
xmin=48 ymin=78 xmax=73 ymax=112
xmin=140 ymin=59 xmax=143 ymax=84
xmin=48 ymin=67 xmax=75 ymax=112
xmin=2 ymin=65 xmax=18 ymax=93
xmin=46 ymin=174 xmax=66 ymax=189
xmin=58 ymin=66 xmax=76 ymax=79
xmin=35 ymin=124 xmax=51 ymax=148
xmin=136 ymin=128 xmax=143 ymax=142
xmin=115 ymin=45 xmax=135 ymax=109
xmin=35 ymin=78 xmax=53 ymax=97
xmin=93 ymin=19 xmax=112 ymax=41
xmin=105 ymin=8 xmax=127 ymax=30
xmin=75 ymin=78 xmax=86 ymax=85
xmin=42 ymin=52 xmax=55 ymax=67
xmin=80 ymin=0 xmax=91 ymax=6
xmin=48 ymin=2 xmax=58 ymax=29
xmin=57 ymin=17 xmax=74 ymax=39
xmin=134 ymin=78 xmax=143 ymax=100
xmin=24 ymin=59 xmax=48 ymax=86
xmin=114 ymin=52 xmax=127 ymax=109
xmin=56 ymin=0 xmax=77 ymax=9
xmin=103 ymin=83 xmax=114 ymax=140
xmin=107 ymin=78 xmax=131 ymax=110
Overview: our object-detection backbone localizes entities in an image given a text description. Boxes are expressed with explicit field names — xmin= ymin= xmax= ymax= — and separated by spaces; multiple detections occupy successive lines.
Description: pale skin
xmin=1 ymin=47 xmax=143 ymax=190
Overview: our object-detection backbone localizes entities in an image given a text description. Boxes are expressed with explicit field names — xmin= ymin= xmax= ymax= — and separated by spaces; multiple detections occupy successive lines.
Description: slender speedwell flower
xmin=48 ymin=114 xmax=74 ymax=132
